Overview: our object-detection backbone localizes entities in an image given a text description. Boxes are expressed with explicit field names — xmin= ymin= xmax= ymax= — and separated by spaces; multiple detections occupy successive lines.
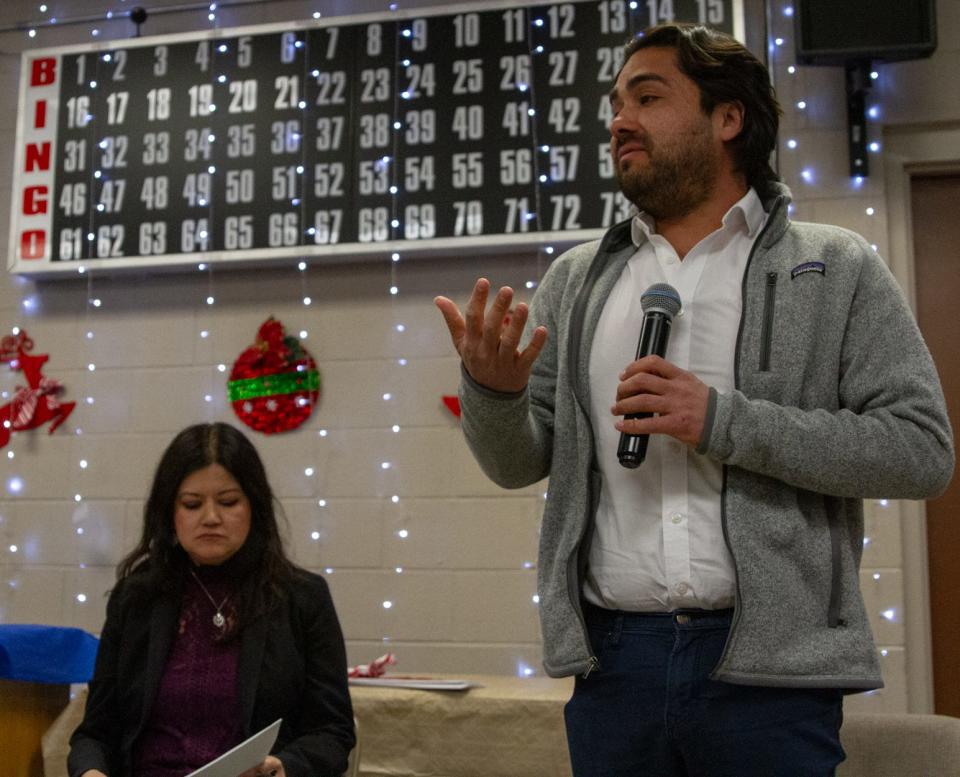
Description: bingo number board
xmin=10 ymin=0 xmax=738 ymax=276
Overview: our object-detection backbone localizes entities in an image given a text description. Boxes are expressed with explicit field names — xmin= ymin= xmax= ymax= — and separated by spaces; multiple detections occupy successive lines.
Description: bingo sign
xmin=9 ymin=0 xmax=739 ymax=276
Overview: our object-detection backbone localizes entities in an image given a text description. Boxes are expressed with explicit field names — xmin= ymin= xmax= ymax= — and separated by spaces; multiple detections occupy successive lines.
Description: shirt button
xmin=675 ymin=582 xmax=689 ymax=595
xmin=671 ymin=513 xmax=684 ymax=524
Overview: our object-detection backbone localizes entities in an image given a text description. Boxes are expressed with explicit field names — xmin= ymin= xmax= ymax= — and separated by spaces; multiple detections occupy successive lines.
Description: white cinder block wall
xmin=0 ymin=0 xmax=957 ymax=711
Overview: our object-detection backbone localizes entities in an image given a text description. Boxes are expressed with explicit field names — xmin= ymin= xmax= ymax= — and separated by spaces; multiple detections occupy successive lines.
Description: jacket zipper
xmin=716 ymin=466 xmax=739 ymax=674
xmin=713 ymin=197 xmax=782 ymax=677
xmin=568 ymin=466 xmax=603 ymax=678
xmin=759 ymin=272 xmax=778 ymax=372
xmin=561 ymin=222 xmax=633 ymax=678
xmin=582 ymin=656 xmax=600 ymax=679
xmin=567 ymin=484 xmax=598 ymax=677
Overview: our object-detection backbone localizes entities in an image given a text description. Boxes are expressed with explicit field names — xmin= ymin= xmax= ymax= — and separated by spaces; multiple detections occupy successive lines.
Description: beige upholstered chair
xmin=838 ymin=713 xmax=960 ymax=777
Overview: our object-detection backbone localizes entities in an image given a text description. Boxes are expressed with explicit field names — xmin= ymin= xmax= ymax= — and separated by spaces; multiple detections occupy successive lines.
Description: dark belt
xmin=582 ymin=600 xmax=734 ymax=627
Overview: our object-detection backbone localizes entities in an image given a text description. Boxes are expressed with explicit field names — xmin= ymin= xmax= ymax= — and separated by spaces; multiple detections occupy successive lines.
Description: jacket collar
xmin=566 ymin=221 xmax=637 ymax=421
xmin=755 ymin=179 xmax=792 ymax=249
xmin=630 ymin=186 xmax=769 ymax=245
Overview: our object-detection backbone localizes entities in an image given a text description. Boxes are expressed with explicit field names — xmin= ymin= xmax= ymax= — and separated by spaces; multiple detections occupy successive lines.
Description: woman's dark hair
xmin=624 ymin=23 xmax=782 ymax=191
xmin=117 ymin=422 xmax=295 ymax=630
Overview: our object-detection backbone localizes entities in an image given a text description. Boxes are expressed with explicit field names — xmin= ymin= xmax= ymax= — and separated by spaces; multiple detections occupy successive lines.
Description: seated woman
xmin=68 ymin=422 xmax=355 ymax=777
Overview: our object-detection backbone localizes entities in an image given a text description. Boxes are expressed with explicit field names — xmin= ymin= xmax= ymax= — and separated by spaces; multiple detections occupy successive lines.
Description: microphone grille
xmin=640 ymin=283 xmax=682 ymax=318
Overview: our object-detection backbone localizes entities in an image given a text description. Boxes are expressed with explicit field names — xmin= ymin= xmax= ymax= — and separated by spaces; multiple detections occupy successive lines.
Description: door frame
xmin=883 ymin=121 xmax=960 ymax=713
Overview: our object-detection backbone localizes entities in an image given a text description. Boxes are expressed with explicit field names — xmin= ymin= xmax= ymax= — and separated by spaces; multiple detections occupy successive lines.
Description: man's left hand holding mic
xmin=613 ymin=355 xmax=712 ymax=449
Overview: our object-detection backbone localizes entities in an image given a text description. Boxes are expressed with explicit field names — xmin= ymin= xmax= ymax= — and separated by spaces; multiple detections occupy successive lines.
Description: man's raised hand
xmin=435 ymin=278 xmax=547 ymax=394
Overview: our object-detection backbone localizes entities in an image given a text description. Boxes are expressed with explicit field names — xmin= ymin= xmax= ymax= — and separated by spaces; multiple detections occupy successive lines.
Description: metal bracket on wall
xmin=845 ymin=61 xmax=872 ymax=177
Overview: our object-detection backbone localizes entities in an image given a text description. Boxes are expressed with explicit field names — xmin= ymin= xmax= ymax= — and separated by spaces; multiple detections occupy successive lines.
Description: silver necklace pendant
xmin=190 ymin=569 xmax=231 ymax=630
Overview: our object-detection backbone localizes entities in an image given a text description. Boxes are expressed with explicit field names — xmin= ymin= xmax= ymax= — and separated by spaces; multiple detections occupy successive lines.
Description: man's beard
xmin=614 ymin=125 xmax=720 ymax=220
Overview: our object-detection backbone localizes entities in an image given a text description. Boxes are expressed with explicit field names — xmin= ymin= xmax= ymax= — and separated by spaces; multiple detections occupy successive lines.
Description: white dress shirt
xmin=584 ymin=188 xmax=767 ymax=612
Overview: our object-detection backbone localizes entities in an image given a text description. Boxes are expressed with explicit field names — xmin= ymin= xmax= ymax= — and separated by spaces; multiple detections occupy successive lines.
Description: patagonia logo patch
xmin=791 ymin=261 xmax=825 ymax=279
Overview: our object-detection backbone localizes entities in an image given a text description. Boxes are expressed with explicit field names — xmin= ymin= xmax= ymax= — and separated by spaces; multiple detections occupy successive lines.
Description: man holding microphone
xmin=436 ymin=22 xmax=953 ymax=777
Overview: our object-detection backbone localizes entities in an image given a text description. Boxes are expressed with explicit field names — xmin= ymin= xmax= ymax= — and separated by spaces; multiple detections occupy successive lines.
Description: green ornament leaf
xmin=228 ymin=369 xmax=320 ymax=402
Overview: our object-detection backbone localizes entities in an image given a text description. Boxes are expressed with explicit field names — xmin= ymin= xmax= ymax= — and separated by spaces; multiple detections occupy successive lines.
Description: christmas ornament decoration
xmin=348 ymin=652 xmax=396 ymax=678
xmin=0 ymin=330 xmax=76 ymax=449
xmin=442 ymin=396 xmax=461 ymax=418
xmin=228 ymin=317 xmax=320 ymax=434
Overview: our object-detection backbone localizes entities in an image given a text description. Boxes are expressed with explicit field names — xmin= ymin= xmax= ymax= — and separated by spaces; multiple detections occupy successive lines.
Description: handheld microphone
xmin=617 ymin=283 xmax=682 ymax=469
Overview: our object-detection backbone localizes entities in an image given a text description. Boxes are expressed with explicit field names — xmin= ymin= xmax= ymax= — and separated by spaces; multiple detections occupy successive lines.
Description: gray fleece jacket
xmin=459 ymin=182 xmax=954 ymax=688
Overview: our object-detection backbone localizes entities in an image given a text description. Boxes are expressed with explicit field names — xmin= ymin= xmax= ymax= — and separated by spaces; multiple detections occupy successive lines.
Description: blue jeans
xmin=564 ymin=603 xmax=846 ymax=777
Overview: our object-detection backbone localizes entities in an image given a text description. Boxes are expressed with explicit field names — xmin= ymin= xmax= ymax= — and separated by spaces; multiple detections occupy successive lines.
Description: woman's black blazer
xmin=68 ymin=568 xmax=355 ymax=777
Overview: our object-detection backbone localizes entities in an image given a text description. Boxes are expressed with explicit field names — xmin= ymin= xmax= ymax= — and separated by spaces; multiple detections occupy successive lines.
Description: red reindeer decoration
xmin=0 ymin=330 xmax=75 ymax=449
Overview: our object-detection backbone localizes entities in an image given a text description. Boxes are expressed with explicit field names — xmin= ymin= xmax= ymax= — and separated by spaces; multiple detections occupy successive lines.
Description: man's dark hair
xmin=624 ymin=23 xmax=782 ymax=191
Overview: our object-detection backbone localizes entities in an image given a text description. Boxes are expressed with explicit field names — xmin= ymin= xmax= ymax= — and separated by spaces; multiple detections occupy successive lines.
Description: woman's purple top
xmin=133 ymin=568 xmax=244 ymax=777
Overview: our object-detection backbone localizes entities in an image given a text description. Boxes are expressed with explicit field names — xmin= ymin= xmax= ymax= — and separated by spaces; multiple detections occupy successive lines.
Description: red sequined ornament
xmin=228 ymin=317 xmax=320 ymax=434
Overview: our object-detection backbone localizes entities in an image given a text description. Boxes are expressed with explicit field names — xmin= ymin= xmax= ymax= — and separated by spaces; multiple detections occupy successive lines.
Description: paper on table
xmin=185 ymin=719 xmax=282 ymax=777
xmin=349 ymin=676 xmax=474 ymax=691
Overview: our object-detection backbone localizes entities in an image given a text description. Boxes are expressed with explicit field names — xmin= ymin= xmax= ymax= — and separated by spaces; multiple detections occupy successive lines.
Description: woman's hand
xmin=237 ymin=755 xmax=285 ymax=777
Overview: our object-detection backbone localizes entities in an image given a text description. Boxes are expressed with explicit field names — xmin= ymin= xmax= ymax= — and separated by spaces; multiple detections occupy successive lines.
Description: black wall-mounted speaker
xmin=795 ymin=0 xmax=937 ymax=65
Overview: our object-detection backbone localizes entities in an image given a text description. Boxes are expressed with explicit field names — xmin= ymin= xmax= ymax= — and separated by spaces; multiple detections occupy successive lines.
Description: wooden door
xmin=910 ymin=173 xmax=960 ymax=717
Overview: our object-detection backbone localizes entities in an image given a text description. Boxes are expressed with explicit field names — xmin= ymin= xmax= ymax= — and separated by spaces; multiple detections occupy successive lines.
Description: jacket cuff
xmin=696 ymin=387 xmax=718 ymax=455
xmin=460 ymin=363 xmax=526 ymax=400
